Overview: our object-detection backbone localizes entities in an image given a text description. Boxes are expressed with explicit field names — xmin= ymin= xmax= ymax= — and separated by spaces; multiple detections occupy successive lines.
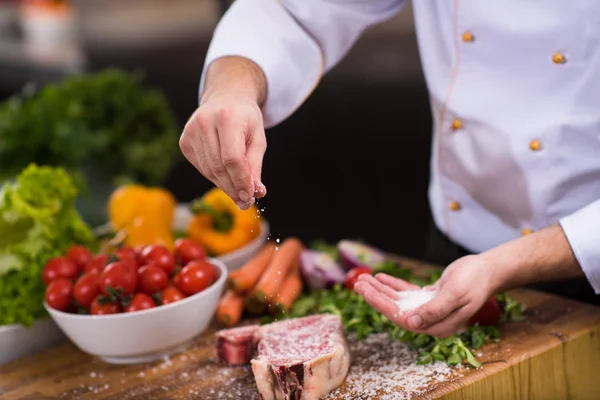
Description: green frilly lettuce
xmin=0 ymin=164 xmax=96 ymax=326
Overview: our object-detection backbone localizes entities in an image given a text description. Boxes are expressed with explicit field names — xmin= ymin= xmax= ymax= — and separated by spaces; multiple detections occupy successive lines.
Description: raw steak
xmin=216 ymin=324 xmax=260 ymax=366
xmin=251 ymin=314 xmax=350 ymax=400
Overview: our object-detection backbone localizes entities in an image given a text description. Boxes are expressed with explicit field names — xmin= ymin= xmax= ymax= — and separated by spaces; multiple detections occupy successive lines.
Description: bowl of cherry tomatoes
xmin=43 ymin=239 xmax=226 ymax=364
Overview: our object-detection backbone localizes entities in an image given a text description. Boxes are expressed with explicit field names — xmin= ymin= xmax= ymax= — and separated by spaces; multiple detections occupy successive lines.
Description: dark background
xmin=0 ymin=1 xmax=434 ymax=259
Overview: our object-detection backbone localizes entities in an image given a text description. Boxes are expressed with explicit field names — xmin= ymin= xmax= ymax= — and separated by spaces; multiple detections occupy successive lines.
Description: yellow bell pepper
xmin=187 ymin=187 xmax=261 ymax=256
xmin=108 ymin=184 xmax=176 ymax=250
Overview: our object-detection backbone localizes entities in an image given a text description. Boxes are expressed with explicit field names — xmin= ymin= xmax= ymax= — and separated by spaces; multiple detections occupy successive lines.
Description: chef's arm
xmin=484 ymin=200 xmax=600 ymax=294
xmin=199 ymin=0 xmax=406 ymax=128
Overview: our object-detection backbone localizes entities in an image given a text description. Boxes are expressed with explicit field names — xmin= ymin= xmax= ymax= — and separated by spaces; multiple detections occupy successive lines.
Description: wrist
xmin=480 ymin=224 xmax=583 ymax=293
xmin=479 ymin=246 xmax=520 ymax=294
xmin=201 ymin=56 xmax=267 ymax=107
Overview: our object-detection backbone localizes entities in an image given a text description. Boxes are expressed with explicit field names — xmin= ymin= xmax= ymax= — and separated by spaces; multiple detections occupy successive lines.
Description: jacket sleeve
xmin=560 ymin=199 xmax=600 ymax=294
xmin=199 ymin=0 xmax=406 ymax=128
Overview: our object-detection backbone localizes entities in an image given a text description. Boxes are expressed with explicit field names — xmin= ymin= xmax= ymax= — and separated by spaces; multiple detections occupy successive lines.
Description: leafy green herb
xmin=496 ymin=293 xmax=527 ymax=322
xmin=0 ymin=69 xmax=180 ymax=189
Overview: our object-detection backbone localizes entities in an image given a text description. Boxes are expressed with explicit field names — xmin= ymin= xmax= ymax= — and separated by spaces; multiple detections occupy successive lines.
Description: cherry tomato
xmin=100 ymin=261 xmax=138 ymax=295
xmin=42 ymin=257 xmax=78 ymax=285
xmin=65 ymin=245 xmax=93 ymax=272
xmin=73 ymin=271 xmax=100 ymax=308
xmin=115 ymin=247 xmax=138 ymax=269
xmin=83 ymin=255 xmax=108 ymax=274
xmin=345 ymin=266 xmax=372 ymax=290
xmin=141 ymin=245 xmax=176 ymax=276
xmin=174 ymin=238 xmax=206 ymax=265
xmin=133 ymin=247 xmax=145 ymax=266
xmin=125 ymin=293 xmax=156 ymax=313
xmin=138 ymin=265 xmax=169 ymax=295
xmin=45 ymin=278 xmax=74 ymax=311
xmin=178 ymin=260 xmax=216 ymax=296
xmin=90 ymin=295 xmax=121 ymax=315
xmin=161 ymin=286 xmax=185 ymax=305
xmin=171 ymin=271 xmax=181 ymax=289
xmin=468 ymin=297 xmax=502 ymax=326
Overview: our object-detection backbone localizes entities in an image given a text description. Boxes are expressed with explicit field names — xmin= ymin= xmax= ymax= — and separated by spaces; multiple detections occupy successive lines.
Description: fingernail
xmin=409 ymin=314 xmax=423 ymax=329
xmin=256 ymin=181 xmax=267 ymax=197
xmin=239 ymin=190 xmax=250 ymax=202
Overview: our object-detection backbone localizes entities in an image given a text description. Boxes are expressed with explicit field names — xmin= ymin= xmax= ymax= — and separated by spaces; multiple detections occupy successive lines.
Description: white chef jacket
xmin=199 ymin=0 xmax=600 ymax=293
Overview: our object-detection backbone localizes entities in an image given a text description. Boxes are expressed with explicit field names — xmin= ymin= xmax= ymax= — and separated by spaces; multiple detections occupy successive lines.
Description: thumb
xmin=407 ymin=289 xmax=462 ymax=331
xmin=246 ymin=128 xmax=267 ymax=198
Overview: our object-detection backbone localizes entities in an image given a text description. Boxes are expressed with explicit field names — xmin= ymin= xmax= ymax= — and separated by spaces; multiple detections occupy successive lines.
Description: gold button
xmin=529 ymin=139 xmax=542 ymax=151
xmin=521 ymin=228 xmax=533 ymax=236
xmin=462 ymin=31 xmax=475 ymax=42
xmin=451 ymin=119 xmax=463 ymax=131
xmin=449 ymin=201 xmax=462 ymax=211
xmin=552 ymin=53 xmax=566 ymax=64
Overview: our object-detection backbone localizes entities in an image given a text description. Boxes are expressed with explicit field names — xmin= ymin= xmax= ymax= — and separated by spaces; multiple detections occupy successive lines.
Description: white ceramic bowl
xmin=173 ymin=203 xmax=270 ymax=271
xmin=45 ymin=258 xmax=227 ymax=365
xmin=0 ymin=318 xmax=66 ymax=365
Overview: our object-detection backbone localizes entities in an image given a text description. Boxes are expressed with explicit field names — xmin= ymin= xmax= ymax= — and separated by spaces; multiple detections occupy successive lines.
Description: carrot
xmin=215 ymin=290 xmax=245 ymax=327
xmin=245 ymin=237 xmax=304 ymax=314
xmin=269 ymin=271 xmax=303 ymax=316
xmin=227 ymin=242 xmax=276 ymax=293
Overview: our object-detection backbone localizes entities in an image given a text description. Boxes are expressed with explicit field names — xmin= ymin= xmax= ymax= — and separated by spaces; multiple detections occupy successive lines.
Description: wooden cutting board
xmin=2 ymin=275 xmax=600 ymax=399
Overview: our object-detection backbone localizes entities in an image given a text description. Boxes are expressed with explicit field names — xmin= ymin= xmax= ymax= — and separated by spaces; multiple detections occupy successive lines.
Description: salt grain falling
xmin=275 ymin=238 xmax=280 ymax=244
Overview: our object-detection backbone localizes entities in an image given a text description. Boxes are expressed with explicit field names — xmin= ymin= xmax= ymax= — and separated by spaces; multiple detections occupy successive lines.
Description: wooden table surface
xmin=2 ymin=265 xmax=600 ymax=399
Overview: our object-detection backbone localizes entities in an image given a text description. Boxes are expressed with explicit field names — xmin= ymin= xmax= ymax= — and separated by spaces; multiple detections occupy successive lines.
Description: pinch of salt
xmin=395 ymin=289 xmax=437 ymax=312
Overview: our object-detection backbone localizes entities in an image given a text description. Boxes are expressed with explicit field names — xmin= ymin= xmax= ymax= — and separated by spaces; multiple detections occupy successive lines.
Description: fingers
xmin=180 ymin=121 xmax=218 ymax=186
xmin=199 ymin=125 xmax=240 ymax=204
xmin=246 ymin=128 xmax=267 ymax=199
xmin=357 ymin=274 xmax=400 ymax=300
xmin=215 ymin=111 xmax=256 ymax=208
xmin=375 ymin=273 xmax=421 ymax=292
xmin=406 ymin=289 xmax=466 ymax=331
xmin=423 ymin=306 xmax=472 ymax=338
xmin=354 ymin=281 xmax=402 ymax=322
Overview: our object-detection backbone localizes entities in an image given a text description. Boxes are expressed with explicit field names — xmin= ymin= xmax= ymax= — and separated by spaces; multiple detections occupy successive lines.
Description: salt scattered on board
xmin=325 ymin=333 xmax=459 ymax=400
xmin=395 ymin=289 xmax=437 ymax=313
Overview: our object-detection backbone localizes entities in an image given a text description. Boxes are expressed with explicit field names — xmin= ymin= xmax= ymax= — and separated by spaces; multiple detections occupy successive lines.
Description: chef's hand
xmin=354 ymin=255 xmax=495 ymax=337
xmin=180 ymin=56 xmax=268 ymax=210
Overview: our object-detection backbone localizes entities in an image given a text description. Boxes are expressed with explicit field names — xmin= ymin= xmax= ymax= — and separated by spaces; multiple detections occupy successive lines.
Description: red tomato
xmin=171 ymin=271 xmax=181 ymax=289
xmin=90 ymin=296 xmax=121 ymax=315
xmin=178 ymin=261 xmax=216 ymax=296
xmin=115 ymin=247 xmax=138 ymax=269
xmin=133 ymin=247 xmax=145 ymax=265
xmin=161 ymin=286 xmax=185 ymax=305
xmin=45 ymin=278 xmax=74 ymax=311
xmin=100 ymin=261 xmax=138 ymax=295
xmin=73 ymin=271 xmax=100 ymax=308
xmin=138 ymin=265 xmax=169 ymax=295
xmin=83 ymin=255 xmax=108 ymax=274
xmin=345 ymin=266 xmax=372 ymax=290
xmin=65 ymin=245 xmax=93 ymax=272
xmin=468 ymin=297 xmax=502 ymax=326
xmin=125 ymin=293 xmax=156 ymax=313
xmin=174 ymin=238 xmax=206 ymax=265
xmin=42 ymin=257 xmax=78 ymax=285
xmin=141 ymin=245 xmax=176 ymax=276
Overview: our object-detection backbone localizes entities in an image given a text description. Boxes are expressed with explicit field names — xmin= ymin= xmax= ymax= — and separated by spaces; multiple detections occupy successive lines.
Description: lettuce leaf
xmin=0 ymin=164 xmax=96 ymax=326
